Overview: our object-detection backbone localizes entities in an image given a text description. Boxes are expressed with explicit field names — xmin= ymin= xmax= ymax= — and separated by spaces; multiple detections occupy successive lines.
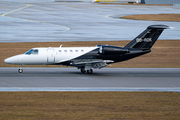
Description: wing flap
xmin=70 ymin=59 xmax=114 ymax=69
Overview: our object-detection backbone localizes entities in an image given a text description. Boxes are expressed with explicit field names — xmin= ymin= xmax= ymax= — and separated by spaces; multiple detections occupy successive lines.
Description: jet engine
xmin=96 ymin=45 xmax=129 ymax=55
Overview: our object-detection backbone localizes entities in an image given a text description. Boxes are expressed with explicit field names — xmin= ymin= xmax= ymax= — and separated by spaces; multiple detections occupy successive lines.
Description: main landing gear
xmin=18 ymin=65 xmax=23 ymax=73
xmin=80 ymin=67 xmax=93 ymax=74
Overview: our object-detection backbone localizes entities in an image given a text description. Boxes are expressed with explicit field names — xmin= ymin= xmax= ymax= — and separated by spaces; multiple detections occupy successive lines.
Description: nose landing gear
xmin=18 ymin=65 xmax=23 ymax=73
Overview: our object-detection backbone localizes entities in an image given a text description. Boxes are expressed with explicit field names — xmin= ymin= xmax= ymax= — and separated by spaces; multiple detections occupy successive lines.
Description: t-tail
xmin=124 ymin=25 xmax=170 ymax=50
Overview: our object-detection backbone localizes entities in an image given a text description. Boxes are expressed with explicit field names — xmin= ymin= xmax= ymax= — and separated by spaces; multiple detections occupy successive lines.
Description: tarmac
xmin=1 ymin=0 xmax=180 ymax=42
xmin=1 ymin=1 xmax=180 ymax=92
xmin=0 ymin=67 xmax=180 ymax=92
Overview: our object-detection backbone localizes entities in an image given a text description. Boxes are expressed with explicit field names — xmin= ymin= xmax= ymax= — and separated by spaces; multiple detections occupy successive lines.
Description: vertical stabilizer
xmin=124 ymin=25 xmax=169 ymax=50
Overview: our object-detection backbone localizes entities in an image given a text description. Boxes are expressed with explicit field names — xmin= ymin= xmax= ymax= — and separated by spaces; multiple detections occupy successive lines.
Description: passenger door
xmin=47 ymin=48 xmax=55 ymax=63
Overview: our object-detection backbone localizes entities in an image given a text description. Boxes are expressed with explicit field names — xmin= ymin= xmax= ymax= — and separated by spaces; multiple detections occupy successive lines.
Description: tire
xmin=87 ymin=69 xmax=93 ymax=74
xmin=18 ymin=69 xmax=23 ymax=73
xmin=81 ymin=68 xmax=86 ymax=73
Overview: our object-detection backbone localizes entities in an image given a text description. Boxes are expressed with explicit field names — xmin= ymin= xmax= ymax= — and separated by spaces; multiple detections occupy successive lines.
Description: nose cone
xmin=4 ymin=54 xmax=24 ymax=65
xmin=4 ymin=57 xmax=14 ymax=64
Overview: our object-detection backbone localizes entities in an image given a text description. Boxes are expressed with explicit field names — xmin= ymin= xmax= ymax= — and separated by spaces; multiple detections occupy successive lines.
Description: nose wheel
xmin=18 ymin=65 xmax=23 ymax=73
xmin=18 ymin=68 xmax=23 ymax=73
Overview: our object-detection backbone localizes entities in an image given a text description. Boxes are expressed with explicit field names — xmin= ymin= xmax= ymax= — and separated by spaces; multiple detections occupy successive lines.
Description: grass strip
xmin=0 ymin=92 xmax=180 ymax=120
xmin=121 ymin=14 xmax=180 ymax=22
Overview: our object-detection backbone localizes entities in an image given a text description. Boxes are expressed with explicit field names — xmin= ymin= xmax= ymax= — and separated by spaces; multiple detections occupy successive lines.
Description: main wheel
xmin=18 ymin=69 xmax=23 ymax=73
xmin=87 ymin=69 xmax=93 ymax=74
xmin=81 ymin=68 xmax=86 ymax=73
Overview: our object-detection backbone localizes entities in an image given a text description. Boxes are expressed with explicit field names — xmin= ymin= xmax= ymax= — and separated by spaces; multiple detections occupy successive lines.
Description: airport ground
xmin=0 ymin=92 xmax=180 ymax=120
xmin=1 ymin=0 xmax=180 ymax=42
xmin=1 ymin=1 xmax=180 ymax=119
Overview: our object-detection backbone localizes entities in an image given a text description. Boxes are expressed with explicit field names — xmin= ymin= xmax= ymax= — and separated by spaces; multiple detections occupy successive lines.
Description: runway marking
xmin=1 ymin=4 xmax=70 ymax=32
xmin=2 ymin=4 xmax=33 ymax=17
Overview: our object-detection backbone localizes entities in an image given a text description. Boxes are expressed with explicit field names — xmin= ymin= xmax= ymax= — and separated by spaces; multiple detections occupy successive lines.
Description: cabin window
xmin=75 ymin=50 xmax=78 ymax=52
xmin=81 ymin=50 xmax=84 ymax=53
xmin=59 ymin=50 xmax=61 ymax=52
xmin=64 ymin=50 xmax=67 ymax=52
xmin=25 ymin=49 xmax=38 ymax=55
xmin=70 ymin=50 xmax=73 ymax=52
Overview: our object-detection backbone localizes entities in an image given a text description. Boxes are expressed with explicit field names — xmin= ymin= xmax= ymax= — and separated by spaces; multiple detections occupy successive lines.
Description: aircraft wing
xmin=70 ymin=59 xmax=114 ymax=69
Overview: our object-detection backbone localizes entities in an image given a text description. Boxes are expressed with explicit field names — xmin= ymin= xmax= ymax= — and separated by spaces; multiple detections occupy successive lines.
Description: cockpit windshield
xmin=25 ymin=49 xmax=38 ymax=55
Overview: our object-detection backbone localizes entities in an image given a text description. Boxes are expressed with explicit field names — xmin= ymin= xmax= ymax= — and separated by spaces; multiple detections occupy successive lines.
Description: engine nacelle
xmin=96 ymin=45 xmax=129 ymax=55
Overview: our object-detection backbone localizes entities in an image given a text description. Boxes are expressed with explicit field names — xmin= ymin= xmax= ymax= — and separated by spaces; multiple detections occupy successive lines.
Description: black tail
xmin=124 ymin=25 xmax=169 ymax=50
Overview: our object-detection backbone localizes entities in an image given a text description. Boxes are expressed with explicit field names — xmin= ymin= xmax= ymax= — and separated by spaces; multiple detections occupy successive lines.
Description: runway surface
xmin=0 ymin=67 xmax=180 ymax=92
xmin=1 ymin=0 xmax=180 ymax=42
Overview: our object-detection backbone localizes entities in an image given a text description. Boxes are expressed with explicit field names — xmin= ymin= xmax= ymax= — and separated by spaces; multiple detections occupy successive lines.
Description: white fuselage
xmin=4 ymin=47 xmax=97 ymax=65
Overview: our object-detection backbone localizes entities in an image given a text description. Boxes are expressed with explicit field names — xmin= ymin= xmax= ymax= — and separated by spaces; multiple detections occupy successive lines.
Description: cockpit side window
xmin=25 ymin=49 xmax=38 ymax=55
xmin=33 ymin=49 xmax=38 ymax=54
xmin=25 ymin=49 xmax=33 ymax=55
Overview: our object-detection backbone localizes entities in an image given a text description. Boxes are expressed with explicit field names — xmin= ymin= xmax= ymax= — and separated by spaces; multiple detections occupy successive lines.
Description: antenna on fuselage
xmin=60 ymin=44 xmax=63 ymax=48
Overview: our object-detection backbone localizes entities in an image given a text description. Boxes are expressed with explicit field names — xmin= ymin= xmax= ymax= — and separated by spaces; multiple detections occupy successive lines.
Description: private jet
xmin=4 ymin=25 xmax=169 ymax=74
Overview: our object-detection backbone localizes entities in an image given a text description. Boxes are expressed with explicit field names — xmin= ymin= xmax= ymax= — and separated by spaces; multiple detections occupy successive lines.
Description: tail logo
xmin=136 ymin=38 xmax=152 ymax=43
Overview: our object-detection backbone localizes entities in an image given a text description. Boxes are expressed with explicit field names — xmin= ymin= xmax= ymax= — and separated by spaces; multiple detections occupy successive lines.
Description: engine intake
xmin=96 ymin=45 xmax=129 ymax=55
